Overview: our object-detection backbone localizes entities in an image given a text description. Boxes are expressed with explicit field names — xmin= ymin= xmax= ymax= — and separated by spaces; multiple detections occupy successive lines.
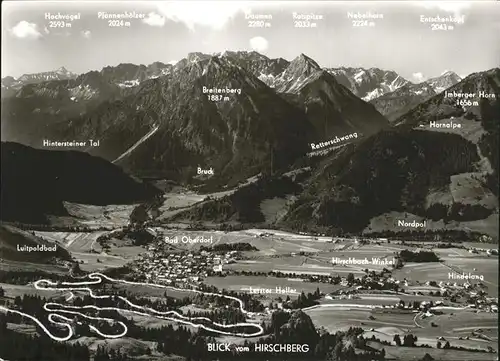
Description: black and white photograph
xmin=1 ymin=1 xmax=499 ymax=360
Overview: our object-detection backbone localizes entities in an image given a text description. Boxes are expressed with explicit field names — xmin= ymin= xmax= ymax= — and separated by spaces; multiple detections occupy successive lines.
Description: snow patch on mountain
xmin=117 ymin=79 xmax=140 ymax=88
xmin=364 ymin=88 xmax=385 ymax=101
xmin=69 ymin=84 xmax=98 ymax=100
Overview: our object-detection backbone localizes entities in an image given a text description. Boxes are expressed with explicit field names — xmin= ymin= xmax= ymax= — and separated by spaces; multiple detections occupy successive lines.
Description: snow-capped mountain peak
xmin=427 ymin=71 xmax=462 ymax=94
xmin=324 ymin=66 xmax=411 ymax=101
xmin=56 ymin=66 xmax=70 ymax=75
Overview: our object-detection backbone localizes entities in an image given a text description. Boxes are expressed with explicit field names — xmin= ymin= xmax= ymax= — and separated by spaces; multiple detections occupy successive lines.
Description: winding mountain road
xmin=0 ymin=272 xmax=482 ymax=343
xmin=0 ymin=272 xmax=264 ymax=341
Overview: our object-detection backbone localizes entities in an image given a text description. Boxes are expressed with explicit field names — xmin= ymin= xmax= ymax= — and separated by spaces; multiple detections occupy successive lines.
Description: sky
xmin=2 ymin=1 xmax=500 ymax=82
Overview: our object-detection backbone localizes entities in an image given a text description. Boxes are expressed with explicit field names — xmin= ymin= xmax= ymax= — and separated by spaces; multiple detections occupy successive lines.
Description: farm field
xmin=305 ymin=306 xmax=416 ymax=333
xmin=225 ymin=251 xmax=402 ymax=275
xmin=351 ymin=243 xmax=409 ymax=253
xmin=33 ymin=231 xmax=105 ymax=252
xmin=366 ymin=329 xmax=495 ymax=352
xmin=7 ymin=323 xmax=38 ymax=336
xmin=160 ymin=229 xmax=336 ymax=255
xmin=378 ymin=343 xmax=497 ymax=361
xmin=113 ymin=283 xmax=198 ymax=300
xmin=215 ymin=334 xmax=265 ymax=346
xmin=0 ymin=282 xmax=62 ymax=300
xmin=319 ymin=293 xmax=428 ymax=307
xmin=319 ymin=298 xmax=396 ymax=307
xmin=0 ymin=260 xmax=68 ymax=274
xmin=160 ymin=191 xmax=205 ymax=209
xmin=245 ymin=229 xmax=332 ymax=242
xmin=108 ymin=245 xmax=146 ymax=259
xmin=442 ymin=256 xmax=499 ymax=295
xmin=463 ymin=242 xmax=499 ymax=250
xmin=307 ymin=304 xmax=498 ymax=359
xmin=27 ymin=229 xmax=147 ymax=272
xmin=224 ymin=259 xmax=339 ymax=275
xmin=391 ymin=262 xmax=453 ymax=284
xmin=431 ymin=247 xmax=477 ymax=258
xmin=422 ymin=115 xmax=486 ymax=143
xmin=205 ymin=275 xmax=335 ymax=297
xmin=73 ymin=252 xmax=129 ymax=272
xmin=64 ymin=202 xmax=135 ymax=228
xmin=260 ymin=197 xmax=290 ymax=224
xmin=126 ymin=313 xmax=199 ymax=333
xmin=449 ymin=173 xmax=498 ymax=208
xmin=417 ymin=309 xmax=498 ymax=337
xmin=305 ymin=243 xmax=413 ymax=269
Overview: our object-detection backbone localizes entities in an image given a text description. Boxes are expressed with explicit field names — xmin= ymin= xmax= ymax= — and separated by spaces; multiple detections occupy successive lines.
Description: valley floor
xmin=1 ymin=200 xmax=498 ymax=361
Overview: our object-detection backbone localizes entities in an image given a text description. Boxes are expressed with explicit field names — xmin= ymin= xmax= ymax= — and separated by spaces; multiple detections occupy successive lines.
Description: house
xmin=213 ymin=264 xmax=223 ymax=272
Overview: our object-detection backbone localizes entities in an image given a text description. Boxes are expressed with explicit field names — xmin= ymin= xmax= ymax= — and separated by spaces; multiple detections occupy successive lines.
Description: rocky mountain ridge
xmin=3 ymin=51 xmax=390 ymax=184
xmin=2 ymin=53 xmax=461 ymax=102
xmin=170 ymin=69 xmax=499 ymax=239
xmin=370 ymin=72 xmax=462 ymax=121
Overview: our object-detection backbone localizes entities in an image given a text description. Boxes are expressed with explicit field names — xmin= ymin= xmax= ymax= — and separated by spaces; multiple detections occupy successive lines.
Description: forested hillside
xmin=282 ymin=129 xmax=483 ymax=232
xmin=171 ymin=176 xmax=302 ymax=224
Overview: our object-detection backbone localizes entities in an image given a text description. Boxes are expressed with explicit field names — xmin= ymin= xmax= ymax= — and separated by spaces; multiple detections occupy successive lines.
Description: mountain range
xmin=325 ymin=67 xmax=410 ymax=101
xmin=1 ymin=51 xmax=393 ymax=184
xmin=370 ymin=71 xmax=463 ymax=121
xmin=0 ymin=52 xmax=483 ymax=156
xmin=168 ymin=65 xmax=498 ymax=238
xmin=1 ymin=67 xmax=78 ymax=98
xmin=1 ymin=51 xmax=496 ymax=238
xmin=287 ymin=68 xmax=498 ymax=236
xmin=1 ymin=52 xmax=461 ymax=136
xmin=370 ymin=82 xmax=438 ymax=122
xmin=0 ymin=63 xmax=175 ymax=95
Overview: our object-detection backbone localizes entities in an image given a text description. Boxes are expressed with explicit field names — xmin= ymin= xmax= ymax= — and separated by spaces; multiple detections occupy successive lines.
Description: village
xmin=122 ymin=229 xmax=498 ymax=317
xmin=129 ymin=236 xmax=238 ymax=288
